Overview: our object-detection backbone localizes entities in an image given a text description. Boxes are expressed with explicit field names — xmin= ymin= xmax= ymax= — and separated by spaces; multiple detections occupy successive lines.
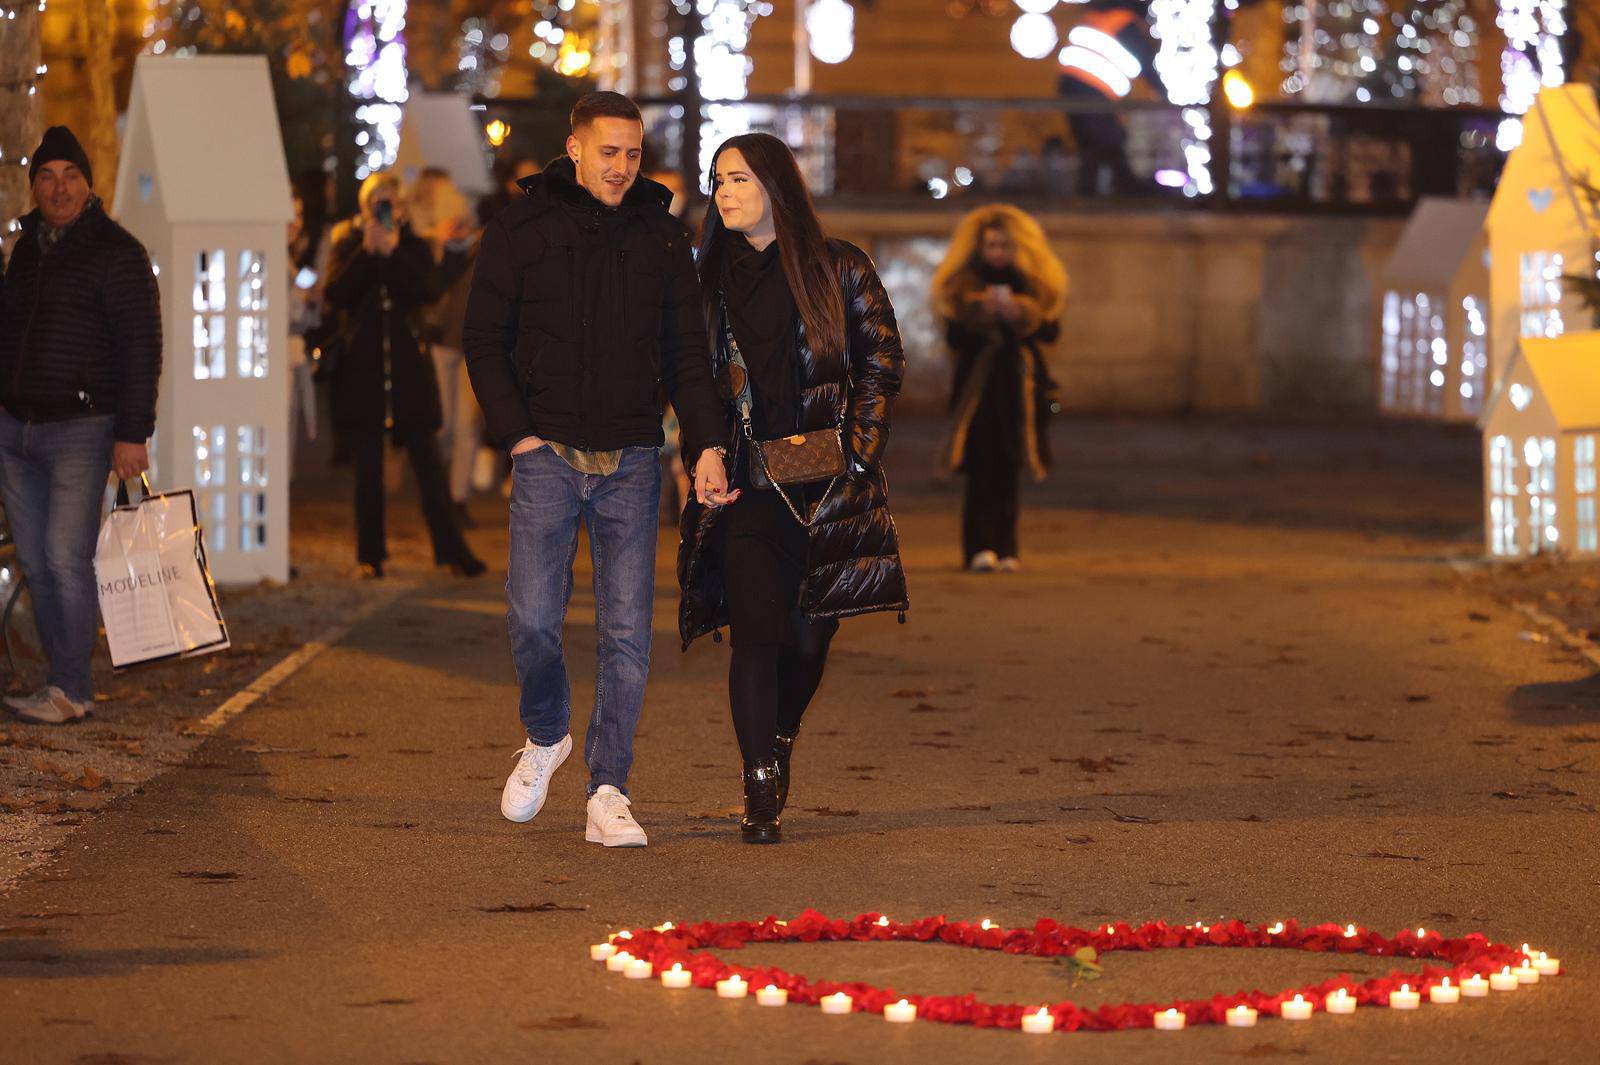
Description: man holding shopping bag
xmin=0 ymin=126 xmax=162 ymax=724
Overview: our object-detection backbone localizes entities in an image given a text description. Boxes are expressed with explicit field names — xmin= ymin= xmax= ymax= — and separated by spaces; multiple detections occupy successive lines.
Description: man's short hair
xmin=570 ymin=92 xmax=643 ymax=134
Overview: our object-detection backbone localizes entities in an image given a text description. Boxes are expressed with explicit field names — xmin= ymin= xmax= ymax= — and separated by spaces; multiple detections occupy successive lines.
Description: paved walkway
xmin=1 ymin=418 xmax=1592 ymax=1064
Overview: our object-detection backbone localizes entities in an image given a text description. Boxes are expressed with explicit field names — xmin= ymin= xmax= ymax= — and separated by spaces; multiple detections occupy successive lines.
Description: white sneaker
xmin=997 ymin=556 xmax=1021 ymax=573
xmin=11 ymin=686 xmax=89 ymax=725
xmin=4 ymin=687 xmax=50 ymax=716
xmin=968 ymin=550 xmax=999 ymax=572
xmin=500 ymin=735 xmax=572 ymax=823
xmin=586 ymin=785 xmax=648 ymax=847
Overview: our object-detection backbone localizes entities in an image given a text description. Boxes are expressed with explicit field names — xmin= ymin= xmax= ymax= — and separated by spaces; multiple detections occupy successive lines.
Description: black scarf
xmin=722 ymin=235 xmax=799 ymax=439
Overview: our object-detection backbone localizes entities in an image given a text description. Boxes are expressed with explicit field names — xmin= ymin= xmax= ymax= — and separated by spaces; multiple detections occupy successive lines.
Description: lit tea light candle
xmin=590 ymin=942 xmax=616 ymax=962
xmin=605 ymin=951 xmax=634 ymax=973
xmin=660 ymin=963 xmax=692 ymax=989
xmin=756 ymin=984 xmax=788 ymax=1007
xmin=1533 ymin=952 xmax=1561 ymax=976
xmin=1461 ymin=974 xmax=1490 ymax=997
xmin=624 ymin=957 xmax=653 ymax=980
xmin=1280 ymin=994 xmax=1313 ymax=1020
xmin=1226 ymin=1005 xmax=1259 ymax=1028
xmin=1153 ymin=1008 xmax=1187 ymax=1031
xmin=654 ymin=921 xmax=675 ymax=933
xmin=1344 ymin=924 xmax=1358 ymax=939
xmin=875 ymin=916 xmax=890 ymax=927
xmin=820 ymin=992 xmax=853 ymax=1015
xmin=1021 ymin=1007 xmax=1054 ymax=1034
xmin=1513 ymin=961 xmax=1540 ymax=985
xmin=1268 ymin=922 xmax=1285 ymax=936
xmin=1489 ymin=967 xmax=1520 ymax=991
xmin=716 ymin=975 xmax=749 ymax=999
xmin=979 ymin=919 xmax=995 ymax=931
xmin=1388 ymin=984 xmax=1420 ymax=1010
xmin=611 ymin=930 xmax=633 ymax=943
xmin=884 ymin=998 xmax=917 ymax=1023
xmin=1428 ymin=978 xmax=1460 ymax=1005
xmin=1325 ymin=989 xmax=1357 ymax=1015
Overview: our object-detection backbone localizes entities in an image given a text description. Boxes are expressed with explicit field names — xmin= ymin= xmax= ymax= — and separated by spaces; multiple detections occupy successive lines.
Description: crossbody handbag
xmin=721 ymin=300 xmax=847 ymax=527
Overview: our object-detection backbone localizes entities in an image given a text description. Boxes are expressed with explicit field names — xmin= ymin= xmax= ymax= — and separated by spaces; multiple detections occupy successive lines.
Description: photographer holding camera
xmin=321 ymin=171 xmax=484 ymax=579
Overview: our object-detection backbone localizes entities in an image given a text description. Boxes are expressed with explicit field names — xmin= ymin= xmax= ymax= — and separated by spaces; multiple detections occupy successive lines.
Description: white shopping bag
xmin=95 ymin=477 xmax=229 ymax=669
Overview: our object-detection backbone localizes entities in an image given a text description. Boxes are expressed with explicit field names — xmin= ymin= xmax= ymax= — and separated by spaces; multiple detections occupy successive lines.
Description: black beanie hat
xmin=29 ymin=126 xmax=93 ymax=187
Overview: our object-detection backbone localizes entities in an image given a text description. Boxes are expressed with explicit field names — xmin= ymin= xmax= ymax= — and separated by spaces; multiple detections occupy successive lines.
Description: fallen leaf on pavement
xmin=175 ymin=871 xmax=240 ymax=881
xmin=1356 ymin=851 xmax=1425 ymax=862
xmin=476 ymin=901 xmax=588 ymax=914
xmin=1104 ymin=807 xmax=1161 ymax=824
xmin=805 ymin=806 xmax=860 ymax=817
xmin=520 ymin=1014 xmax=605 ymax=1030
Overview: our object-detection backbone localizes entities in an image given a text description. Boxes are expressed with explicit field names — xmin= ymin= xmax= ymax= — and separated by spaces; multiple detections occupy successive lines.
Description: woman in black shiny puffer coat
xmin=678 ymin=132 xmax=908 ymax=844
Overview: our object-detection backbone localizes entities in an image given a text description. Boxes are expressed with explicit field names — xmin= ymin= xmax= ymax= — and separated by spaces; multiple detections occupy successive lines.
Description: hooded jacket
xmin=461 ymin=157 xmax=723 ymax=461
xmin=0 ymin=199 xmax=162 ymax=443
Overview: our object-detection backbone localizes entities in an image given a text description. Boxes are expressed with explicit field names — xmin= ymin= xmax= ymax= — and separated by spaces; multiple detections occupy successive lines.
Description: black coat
xmin=0 ymin=199 xmax=162 ymax=443
xmin=320 ymin=222 xmax=443 ymax=437
xmin=678 ymin=240 xmax=909 ymax=648
xmin=940 ymin=266 xmax=1059 ymax=480
xmin=460 ymin=157 xmax=723 ymax=459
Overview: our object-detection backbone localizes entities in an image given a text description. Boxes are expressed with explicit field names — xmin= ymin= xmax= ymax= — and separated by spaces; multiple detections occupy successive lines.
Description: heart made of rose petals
xmin=598 ymin=911 xmax=1557 ymax=1032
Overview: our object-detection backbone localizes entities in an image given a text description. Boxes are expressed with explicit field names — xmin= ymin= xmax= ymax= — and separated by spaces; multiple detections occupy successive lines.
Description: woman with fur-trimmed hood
xmin=932 ymin=205 xmax=1066 ymax=573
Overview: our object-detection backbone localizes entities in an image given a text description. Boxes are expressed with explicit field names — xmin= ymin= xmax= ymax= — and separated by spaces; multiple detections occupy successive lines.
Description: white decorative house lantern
xmin=112 ymin=55 xmax=293 ymax=586
xmin=1485 ymin=83 xmax=1600 ymax=391
xmin=1378 ymin=197 xmax=1491 ymax=421
xmin=392 ymin=92 xmax=494 ymax=197
xmin=1480 ymin=332 xmax=1600 ymax=559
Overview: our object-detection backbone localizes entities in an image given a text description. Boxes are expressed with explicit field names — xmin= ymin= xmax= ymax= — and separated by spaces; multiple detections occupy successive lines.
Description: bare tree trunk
xmin=0 ymin=1 xmax=43 ymax=253
xmin=76 ymin=0 xmax=118 ymax=212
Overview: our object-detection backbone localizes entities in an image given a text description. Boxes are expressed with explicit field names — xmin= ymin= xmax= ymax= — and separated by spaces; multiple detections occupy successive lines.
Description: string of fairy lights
xmin=3 ymin=2 xmax=1581 ymax=194
xmin=0 ymin=0 xmax=48 ymax=181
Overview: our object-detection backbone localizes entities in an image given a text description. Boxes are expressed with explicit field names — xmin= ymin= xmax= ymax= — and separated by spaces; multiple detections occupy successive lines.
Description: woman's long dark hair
xmin=696 ymin=133 xmax=846 ymax=362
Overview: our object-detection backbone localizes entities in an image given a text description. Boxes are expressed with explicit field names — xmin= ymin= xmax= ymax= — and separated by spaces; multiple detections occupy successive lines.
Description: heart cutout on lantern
xmin=594 ymin=911 xmax=1560 ymax=1032
xmin=1527 ymin=187 xmax=1555 ymax=214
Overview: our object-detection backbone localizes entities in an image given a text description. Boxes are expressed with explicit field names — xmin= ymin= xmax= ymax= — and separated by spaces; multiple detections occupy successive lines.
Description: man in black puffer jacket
xmin=464 ymin=92 xmax=728 ymax=847
xmin=0 ymin=126 xmax=162 ymax=725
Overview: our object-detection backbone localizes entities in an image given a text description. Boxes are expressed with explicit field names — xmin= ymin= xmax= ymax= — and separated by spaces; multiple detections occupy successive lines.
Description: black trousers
xmin=348 ymin=428 xmax=472 ymax=567
xmin=718 ymin=491 xmax=839 ymax=766
xmin=962 ymin=440 xmax=1020 ymax=561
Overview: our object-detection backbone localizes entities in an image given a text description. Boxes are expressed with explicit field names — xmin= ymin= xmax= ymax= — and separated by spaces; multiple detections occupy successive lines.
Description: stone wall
xmin=823 ymin=207 xmax=1404 ymax=416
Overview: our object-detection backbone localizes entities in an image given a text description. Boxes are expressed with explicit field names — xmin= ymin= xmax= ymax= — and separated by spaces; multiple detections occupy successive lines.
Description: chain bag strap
xmin=720 ymin=299 xmax=848 ymax=528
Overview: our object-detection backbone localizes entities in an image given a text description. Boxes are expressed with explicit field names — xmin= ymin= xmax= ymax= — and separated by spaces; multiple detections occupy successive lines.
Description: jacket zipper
xmin=380 ymin=277 xmax=394 ymax=432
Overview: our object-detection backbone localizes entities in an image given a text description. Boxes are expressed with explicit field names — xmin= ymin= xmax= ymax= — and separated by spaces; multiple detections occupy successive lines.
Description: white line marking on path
xmin=1512 ymin=601 xmax=1600 ymax=670
xmin=193 ymin=588 xmax=409 ymax=736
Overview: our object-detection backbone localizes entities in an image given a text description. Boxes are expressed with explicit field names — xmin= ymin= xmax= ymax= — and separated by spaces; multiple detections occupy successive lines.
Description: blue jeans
xmin=507 ymin=444 xmax=661 ymax=796
xmin=0 ymin=411 xmax=115 ymax=703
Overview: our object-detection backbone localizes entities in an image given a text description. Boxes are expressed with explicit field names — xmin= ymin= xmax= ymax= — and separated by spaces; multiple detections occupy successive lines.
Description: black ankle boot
xmin=772 ymin=731 xmax=798 ymax=815
xmin=740 ymin=761 xmax=781 ymax=844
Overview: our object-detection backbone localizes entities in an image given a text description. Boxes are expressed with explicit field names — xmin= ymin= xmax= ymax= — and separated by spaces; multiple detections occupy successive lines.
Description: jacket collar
xmin=21 ymin=196 xmax=106 ymax=253
xmin=518 ymin=156 xmax=673 ymax=215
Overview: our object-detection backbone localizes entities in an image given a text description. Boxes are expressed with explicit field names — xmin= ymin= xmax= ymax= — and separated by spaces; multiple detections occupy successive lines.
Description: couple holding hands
xmin=462 ymin=92 xmax=908 ymax=846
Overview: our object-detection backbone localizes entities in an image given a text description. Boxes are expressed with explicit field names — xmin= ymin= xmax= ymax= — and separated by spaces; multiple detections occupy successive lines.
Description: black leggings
xmin=729 ymin=613 xmax=838 ymax=767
